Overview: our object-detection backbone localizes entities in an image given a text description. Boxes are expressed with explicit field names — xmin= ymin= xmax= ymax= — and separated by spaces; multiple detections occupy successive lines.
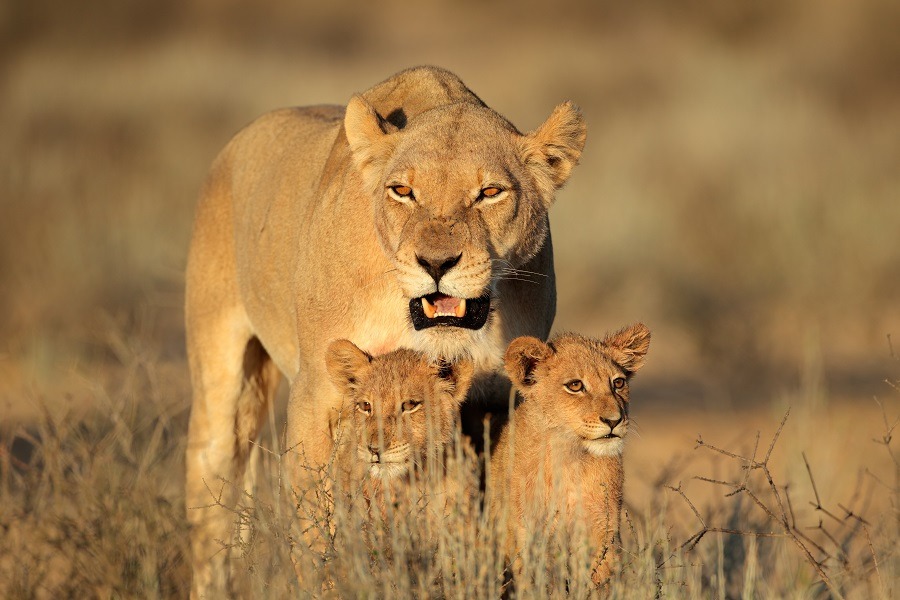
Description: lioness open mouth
xmin=409 ymin=293 xmax=491 ymax=331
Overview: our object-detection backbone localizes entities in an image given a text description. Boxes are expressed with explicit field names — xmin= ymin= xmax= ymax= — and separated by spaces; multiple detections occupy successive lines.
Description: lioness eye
xmin=564 ymin=380 xmax=584 ymax=393
xmin=478 ymin=186 xmax=503 ymax=201
xmin=357 ymin=401 xmax=372 ymax=414
xmin=388 ymin=185 xmax=413 ymax=199
xmin=613 ymin=377 xmax=626 ymax=390
xmin=401 ymin=399 xmax=422 ymax=413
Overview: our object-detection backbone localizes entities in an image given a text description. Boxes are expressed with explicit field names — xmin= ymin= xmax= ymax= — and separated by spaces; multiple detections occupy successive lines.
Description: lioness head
xmin=505 ymin=324 xmax=650 ymax=457
xmin=326 ymin=339 xmax=474 ymax=479
xmin=344 ymin=94 xmax=586 ymax=352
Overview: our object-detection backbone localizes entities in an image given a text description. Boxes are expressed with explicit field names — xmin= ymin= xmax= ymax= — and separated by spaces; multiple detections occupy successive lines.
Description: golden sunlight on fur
xmin=325 ymin=339 xmax=474 ymax=486
xmin=490 ymin=324 xmax=651 ymax=588
xmin=183 ymin=66 xmax=584 ymax=597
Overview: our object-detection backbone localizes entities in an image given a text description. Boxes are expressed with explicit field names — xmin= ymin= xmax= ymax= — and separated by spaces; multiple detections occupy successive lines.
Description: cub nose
xmin=600 ymin=415 xmax=623 ymax=430
xmin=368 ymin=446 xmax=380 ymax=460
xmin=416 ymin=253 xmax=462 ymax=284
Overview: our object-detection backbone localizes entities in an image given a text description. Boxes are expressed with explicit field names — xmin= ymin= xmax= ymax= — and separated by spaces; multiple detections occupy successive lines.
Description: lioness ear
xmin=325 ymin=339 xmax=372 ymax=396
xmin=520 ymin=101 xmax=587 ymax=194
xmin=433 ymin=358 xmax=475 ymax=404
xmin=344 ymin=94 xmax=395 ymax=176
xmin=504 ymin=336 xmax=554 ymax=389
xmin=603 ymin=323 xmax=651 ymax=374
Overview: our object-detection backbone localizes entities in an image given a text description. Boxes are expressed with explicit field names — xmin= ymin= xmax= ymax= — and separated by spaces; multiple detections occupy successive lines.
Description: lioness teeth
xmin=422 ymin=294 xmax=467 ymax=318
xmin=455 ymin=298 xmax=466 ymax=318
xmin=422 ymin=297 xmax=437 ymax=319
xmin=409 ymin=293 xmax=489 ymax=331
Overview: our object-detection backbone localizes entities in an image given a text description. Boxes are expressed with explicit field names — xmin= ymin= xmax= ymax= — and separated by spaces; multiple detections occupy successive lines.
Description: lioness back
xmin=193 ymin=106 xmax=345 ymax=374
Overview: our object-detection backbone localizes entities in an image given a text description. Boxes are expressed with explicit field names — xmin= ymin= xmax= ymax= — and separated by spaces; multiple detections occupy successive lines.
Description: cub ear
xmin=433 ymin=357 xmax=475 ymax=405
xmin=520 ymin=101 xmax=587 ymax=195
xmin=325 ymin=339 xmax=372 ymax=396
xmin=344 ymin=94 xmax=395 ymax=176
xmin=603 ymin=323 xmax=651 ymax=374
xmin=504 ymin=336 xmax=554 ymax=389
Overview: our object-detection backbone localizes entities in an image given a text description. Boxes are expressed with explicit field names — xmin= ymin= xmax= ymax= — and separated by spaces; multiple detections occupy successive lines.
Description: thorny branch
xmin=668 ymin=409 xmax=849 ymax=599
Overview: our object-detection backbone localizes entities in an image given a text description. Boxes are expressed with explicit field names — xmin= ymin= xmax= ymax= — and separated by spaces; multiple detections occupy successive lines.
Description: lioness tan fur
xmin=490 ymin=324 xmax=650 ymax=588
xmin=184 ymin=66 xmax=585 ymax=597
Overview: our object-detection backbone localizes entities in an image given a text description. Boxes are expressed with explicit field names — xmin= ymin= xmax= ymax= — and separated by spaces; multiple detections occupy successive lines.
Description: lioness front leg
xmin=184 ymin=314 xmax=254 ymax=599
xmin=283 ymin=374 xmax=345 ymax=583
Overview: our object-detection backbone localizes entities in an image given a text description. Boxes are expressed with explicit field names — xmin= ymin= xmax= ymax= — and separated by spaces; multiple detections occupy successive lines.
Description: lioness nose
xmin=416 ymin=253 xmax=462 ymax=284
xmin=600 ymin=415 xmax=623 ymax=429
xmin=368 ymin=445 xmax=380 ymax=459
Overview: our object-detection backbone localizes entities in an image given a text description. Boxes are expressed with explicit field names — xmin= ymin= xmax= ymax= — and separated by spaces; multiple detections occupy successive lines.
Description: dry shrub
xmin=203 ymin=416 xmax=617 ymax=597
xmin=1 ymin=326 xmax=897 ymax=597
xmin=0 ymin=317 xmax=191 ymax=598
xmin=0 ymin=398 xmax=190 ymax=598
xmin=192 ymin=367 xmax=899 ymax=598
xmin=2 ymin=386 xmax=897 ymax=598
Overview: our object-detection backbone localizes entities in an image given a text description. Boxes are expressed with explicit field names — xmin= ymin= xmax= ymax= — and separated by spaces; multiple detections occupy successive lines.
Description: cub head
xmin=504 ymin=324 xmax=651 ymax=457
xmin=326 ymin=339 xmax=474 ymax=479
xmin=344 ymin=93 xmax=586 ymax=356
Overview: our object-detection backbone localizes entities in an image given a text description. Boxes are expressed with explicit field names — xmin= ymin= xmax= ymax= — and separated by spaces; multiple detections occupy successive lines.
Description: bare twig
xmin=859 ymin=522 xmax=883 ymax=591
xmin=684 ymin=410 xmax=845 ymax=598
xmin=803 ymin=453 xmax=846 ymax=526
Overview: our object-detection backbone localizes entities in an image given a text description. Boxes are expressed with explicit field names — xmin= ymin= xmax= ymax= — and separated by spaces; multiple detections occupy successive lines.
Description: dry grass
xmin=0 ymin=330 xmax=191 ymax=597
xmin=2 ymin=348 xmax=897 ymax=597
xmin=2 ymin=0 xmax=899 ymax=597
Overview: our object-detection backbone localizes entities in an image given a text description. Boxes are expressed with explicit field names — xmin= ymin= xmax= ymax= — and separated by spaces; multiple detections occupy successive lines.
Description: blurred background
xmin=1 ymin=0 xmax=898 ymax=427
xmin=1 ymin=3 xmax=899 ymax=594
xmin=0 ymin=0 xmax=900 ymax=413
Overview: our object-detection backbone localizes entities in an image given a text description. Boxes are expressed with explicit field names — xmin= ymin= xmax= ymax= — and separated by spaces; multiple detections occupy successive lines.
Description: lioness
xmin=490 ymin=324 xmax=650 ymax=588
xmin=184 ymin=66 xmax=585 ymax=596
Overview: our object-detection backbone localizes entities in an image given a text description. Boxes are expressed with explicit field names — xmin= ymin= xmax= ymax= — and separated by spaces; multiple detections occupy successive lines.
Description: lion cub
xmin=491 ymin=323 xmax=650 ymax=587
xmin=325 ymin=339 xmax=474 ymax=491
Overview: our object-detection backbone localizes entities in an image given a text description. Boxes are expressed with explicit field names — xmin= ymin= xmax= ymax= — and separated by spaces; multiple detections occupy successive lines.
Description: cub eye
xmin=401 ymin=399 xmax=422 ymax=414
xmin=356 ymin=401 xmax=372 ymax=415
xmin=477 ymin=186 xmax=504 ymax=202
xmin=612 ymin=377 xmax=626 ymax=390
xmin=564 ymin=380 xmax=584 ymax=393
xmin=388 ymin=185 xmax=414 ymax=201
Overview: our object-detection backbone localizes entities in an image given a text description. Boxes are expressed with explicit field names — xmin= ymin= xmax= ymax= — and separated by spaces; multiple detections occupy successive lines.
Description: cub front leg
xmin=588 ymin=500 xmax=622 ymax=588
xmin=591 ymin=538 xmax=620 ymax=588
